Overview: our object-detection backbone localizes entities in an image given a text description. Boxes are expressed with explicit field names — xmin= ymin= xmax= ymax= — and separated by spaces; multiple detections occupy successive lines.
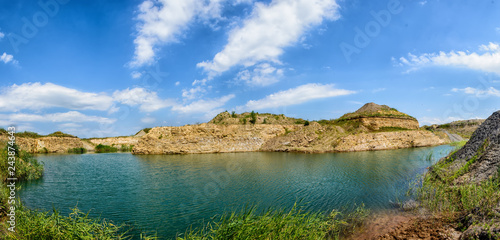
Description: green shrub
xmin=38 ymin=147 xmax=49 ymax=154
xmin=304 ymin=120 xmax=310 ymax=126
xmin=249 ymin=111 xmax=257 ymax=124
xmin=94 ymin=144 xmax=118 ymax=153
xmin=15 ymin=131 xmax=43 ymax=138
xmin=67 ymin=148 xmax=87 ymax=154
xmin=231 ymin=111 xmax=237 ymax=118
xmin=120 ymin=145 xmax=133 ymax=152
xmin=46 ymin=131 xmax=77 ymax=138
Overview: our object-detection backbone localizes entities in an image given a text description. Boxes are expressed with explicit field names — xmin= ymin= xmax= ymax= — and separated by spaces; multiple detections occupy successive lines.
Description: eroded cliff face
xmin=333 ymin=130 xmax=448 ymax=152
xmin=131 ymin=120 xmax=448 ymax=154
xmin=356 ymin=117 xmax=419 ymax=130
xmin=132 ymin=123 xmax=299 ymax=154
xmin=89 ymin=137 xmax=139 ymax=148
xmin=260 ymin=122 xmax=447 ymax=153
xmin=12 ymin=137 xmax=84 ymax=153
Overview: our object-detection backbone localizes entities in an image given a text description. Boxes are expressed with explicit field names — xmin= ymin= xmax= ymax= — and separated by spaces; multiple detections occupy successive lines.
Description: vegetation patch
xmin=120 ymin=145 xmax=134 ymax=152
xmin=67 ymin=147 xmax=87 ymax=154
xmin=94 ymin=144 xmax=118 ymax=153
xmin=46 ymin=131 xmax=77 ymax=138
xmin=178 ymin=203 xmax=369 ymax=240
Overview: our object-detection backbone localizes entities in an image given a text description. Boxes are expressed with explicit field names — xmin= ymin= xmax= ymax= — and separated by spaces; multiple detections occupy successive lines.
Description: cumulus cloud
xmin=172 ymin=94 xmax=234 ymax=114
xmin=182 ymin=86 xmax=207 ymax=100
xmin=113 ymin=87 xmax=175 ymax=112
xmin=0 ymin=32 xmax=4 ymax=39
xmin=197 ymin=0 xmax=340 ymax=75
xmin=1 ymin=52 xmax=16 ymax=64
xmin=131 ymin=71 xmax=143 ymax=79
xmin=242 ymin=83 xmax=355 ymax=110
xmin=399 ymin=42 xmax=500 ymax=75
xmin=0 ymin=82 xmax=114 ymax=112
xmin=236 ymin=63 xmax=284 ymax=86
xmin=0 ymin=111 xmax=116 ymax=124
xmin=130 ymin=0 xmax=227 ymax=66
xmin=451 ymin=87 xmax=500 ymax=97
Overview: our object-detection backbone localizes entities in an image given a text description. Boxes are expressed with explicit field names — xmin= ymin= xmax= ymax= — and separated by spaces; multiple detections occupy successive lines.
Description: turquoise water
xmin=20 ymin=145 xmax=454 ymax=239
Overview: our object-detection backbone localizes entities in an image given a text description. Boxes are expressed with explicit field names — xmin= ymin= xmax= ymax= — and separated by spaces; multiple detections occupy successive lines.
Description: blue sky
xmin=0 ymin=0 xmax=499 ymax=138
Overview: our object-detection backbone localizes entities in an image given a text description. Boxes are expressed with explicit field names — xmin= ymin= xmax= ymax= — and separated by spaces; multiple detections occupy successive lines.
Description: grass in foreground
xmin=2 ymin=205 xmax=130 ymax=240
xmin=177 ymin=203 xmax=369 ymax=240
xmin=408 ymin=143 xmax=500 ymax=238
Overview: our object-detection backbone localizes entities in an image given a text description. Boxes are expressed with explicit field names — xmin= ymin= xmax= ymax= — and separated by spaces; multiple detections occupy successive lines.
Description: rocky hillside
xmin=0 ymin=130 xmax=141 ymax=153
xmin=132 ymin=123 xmax=299 ymax=154
xmin=425 ymin=119 xmax=485 ymax=139
xmin=336 ymin=102 xmax=419 ymax=130
xmin=209 ymin=111 xmax=307 ymax=125
xmin=133 ymin=103 xmax=449 ymax=154
xmin=420 ymin=111 xmax=500 ymax=239
xmin=0 ymin=103 xmax=456 ymax=155
xmin=434 ymin=112 xmax=499 ymax=184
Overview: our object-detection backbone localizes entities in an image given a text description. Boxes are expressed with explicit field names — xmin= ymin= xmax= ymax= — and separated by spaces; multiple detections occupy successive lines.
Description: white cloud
xmin=197 ymin=0 xmax=340 ymax=75
xmin=419 ymin=115 xmax=483 ymax=126
xmin=418 ymin=1 xmax=427 ymax=6
xmin=236 ymin=63 xmax=284 ymax=86
xmin=0 ymin=32 xmax=4 ymax=39
xmin=141 ymin=116 xmax=156 ymax=124
xmin=175 ymin=81 xmax=180 ymax=86
xmin=0 ymin=82 xmax=114 ymax=112
xmin=399 ymin=42 xmax=500 ymax=75
xmin=131 ymin=71 xmax=142 ymax=79
xmin=172 ymin=94 xmax=234 ymax=114
xmin=451 ymin=87 xmax=500 ymax=97
xmin=242 ymin=83 xmax=355 ymax=110
xmin=182 ymin=86 xmax=207 ymax=100
xmin=113 ymin=87 xmax=174 ymax=112
xmin=419 ymin=116 xmax=464 ymax=125
xmin=130 ymin=0 xmax=227 ymax=67
xmin=0 ymin=111 xmax=116 ymax=124
xmin=372 ymin=88 xmax=386 ymax=93
xmin=1 ymin=52 xmax=16 ymax=64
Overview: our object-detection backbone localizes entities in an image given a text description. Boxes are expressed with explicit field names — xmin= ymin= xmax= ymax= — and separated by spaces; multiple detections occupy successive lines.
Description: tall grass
xmin=2 ymin=205 xmax=129 ymax=240
xmin=177 ymin=203 xmax=369 ymax=240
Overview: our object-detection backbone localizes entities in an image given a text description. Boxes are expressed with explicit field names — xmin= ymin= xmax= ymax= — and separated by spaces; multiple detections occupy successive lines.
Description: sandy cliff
xmin=12 ymin=136 xmax=84 ymax=153
xmin=132 ymin=123 xmax=299 ymax=154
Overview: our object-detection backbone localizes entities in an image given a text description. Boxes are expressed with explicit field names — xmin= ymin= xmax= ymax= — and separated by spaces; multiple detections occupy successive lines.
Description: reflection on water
xmin=21 ymin=145 xmax=454 ymax=239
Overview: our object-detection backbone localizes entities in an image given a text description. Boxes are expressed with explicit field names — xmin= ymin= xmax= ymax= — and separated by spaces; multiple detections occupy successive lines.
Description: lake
xmin=20 ymin=145 xmax=454 ymax=239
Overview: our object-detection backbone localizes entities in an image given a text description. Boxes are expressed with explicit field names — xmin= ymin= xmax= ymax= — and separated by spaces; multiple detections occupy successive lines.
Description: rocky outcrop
xmin=337 ymin=103 xmax=419 ymax=130
xmin=12 ymin=137 xmax=84 ymax=153
xmin=333 ymin=130 xmax=448 ymax=152
xmin=351 ymin=117 xmax=419 ymax=130
xmin=446 ymin=111 xmax=500 ymax=184
xmin=88 ymin=137 xmax=139 ymax=149
xmin=132 ymin=123 xmax=299 ymax=154
xmin=423 ymin=111 xmax=500 ymax=239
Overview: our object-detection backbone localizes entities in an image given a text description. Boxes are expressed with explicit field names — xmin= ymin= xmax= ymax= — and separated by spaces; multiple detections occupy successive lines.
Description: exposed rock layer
xmin=132 ymin=123 xmax=299 ymax=154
